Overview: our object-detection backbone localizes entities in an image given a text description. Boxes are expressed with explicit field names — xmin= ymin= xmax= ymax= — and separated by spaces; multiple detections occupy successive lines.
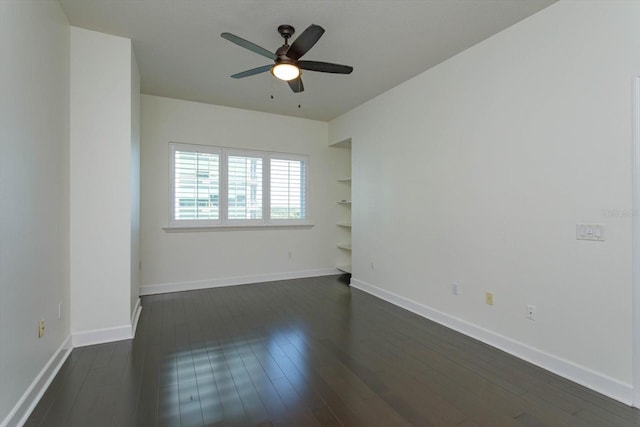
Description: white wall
xmin=130 ymin=51 xmax=141 ymax=318
xmin=330 ymin=0 xmax=640 ymax=403
xmin=0 ymin=0 xmax=70 ymax=421
xmin=140 ymin=95 xmax=341 ymax=292
xmin=70 ymin=27 xmax=139 ymax=343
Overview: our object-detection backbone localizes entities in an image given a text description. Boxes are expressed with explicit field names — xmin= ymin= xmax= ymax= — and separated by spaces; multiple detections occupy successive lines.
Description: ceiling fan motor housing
xmin=275 ymin=45 xmax=291 ymax=58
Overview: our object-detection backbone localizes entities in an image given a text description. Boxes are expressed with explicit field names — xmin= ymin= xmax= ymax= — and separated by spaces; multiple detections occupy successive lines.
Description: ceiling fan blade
xmin=221 ymin=32 xmax=276 ymax=60
xmin=230 ymin=65 xmax=272 ymax=79
xmin=288 ymin=77 xmax=304 ymax=93
xmin=286 ymin=24 xmax=324 ymax=60
xmin=299 ymin=61 xmax=353 ymax=74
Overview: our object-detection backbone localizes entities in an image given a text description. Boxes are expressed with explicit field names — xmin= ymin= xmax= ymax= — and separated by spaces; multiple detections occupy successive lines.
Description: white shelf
xmin=337 ymin=200 xmax=351 ymax=205
xmin=337 ymin=243 xmax=352 ymax=251
xmin=337 ymin=222 xmax=352 ymax=228
xmin=337 ymin=265 xmax=352 ymax=274
xmin=337 ymin=178 xmax=352 ymax=183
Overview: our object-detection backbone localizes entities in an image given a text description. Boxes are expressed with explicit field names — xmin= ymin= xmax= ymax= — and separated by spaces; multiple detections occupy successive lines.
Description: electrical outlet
xmin=527 ymin=305 xmax=537 ymax=321
xmin=485 ymin=292 xmax=494 ymax=306
xmin=38 ymin=320 xmax=45 ymax=338
xmin=576 ymin=224 xmax=605 ymax=241
xmin=452 ymin=283 xmax=459 ymax=295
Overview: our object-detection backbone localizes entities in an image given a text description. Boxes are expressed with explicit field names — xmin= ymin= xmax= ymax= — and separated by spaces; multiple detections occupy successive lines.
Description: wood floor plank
xmin=25 ymin=275 xmax=640 ymax=426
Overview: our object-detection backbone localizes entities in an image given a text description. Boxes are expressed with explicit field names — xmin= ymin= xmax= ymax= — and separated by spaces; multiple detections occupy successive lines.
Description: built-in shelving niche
xmin=331 ymin=138 xmax=351 ymax=277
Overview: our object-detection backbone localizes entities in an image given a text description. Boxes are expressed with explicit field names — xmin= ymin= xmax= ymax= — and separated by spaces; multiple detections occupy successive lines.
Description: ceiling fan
xmin=221 ymin=24 xmax=353 ymax=93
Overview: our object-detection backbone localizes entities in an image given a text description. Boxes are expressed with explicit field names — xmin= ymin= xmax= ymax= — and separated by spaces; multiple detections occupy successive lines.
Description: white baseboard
xmin=350 ymin=277 xmax=633 ymax=406
xmin=72 ymin=299 xmax=143 ymax=348
xmin=72 ymin=324 xmax=127 ymax=347
xmin=72 ymin=324 xmax=132 ymax=347
xmin=131 ymin=297 xmax=142 ymax=338
xmin=139 ymin=268 xmax=341 ymax=296
xmin=0 ymin=335 xmax=72 ymax=427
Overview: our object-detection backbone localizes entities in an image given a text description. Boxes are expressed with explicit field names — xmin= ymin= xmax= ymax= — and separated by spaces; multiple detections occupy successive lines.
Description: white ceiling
xmin=59 ymin=0 xmax=556 ymax=122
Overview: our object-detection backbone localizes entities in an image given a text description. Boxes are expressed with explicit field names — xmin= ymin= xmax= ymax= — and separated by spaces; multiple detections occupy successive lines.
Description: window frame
xmin=168 ymin=142 xmax=310 ymax=229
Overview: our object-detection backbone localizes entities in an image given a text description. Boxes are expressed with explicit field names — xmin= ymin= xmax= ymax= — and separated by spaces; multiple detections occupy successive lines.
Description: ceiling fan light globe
xmin=271 ymin=63 xmax=300 ymax=81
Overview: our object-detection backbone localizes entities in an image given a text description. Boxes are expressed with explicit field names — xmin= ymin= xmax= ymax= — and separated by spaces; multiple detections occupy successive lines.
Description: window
xmin=227 ymin=153 xmax=263 ymax=221
xmin=170 ymin=144 xmax=220 ymax=227
xmin=169 ymin=143 xmax=308 ymax=228
xmin=270 ymin=157 xmax=306 ymax=220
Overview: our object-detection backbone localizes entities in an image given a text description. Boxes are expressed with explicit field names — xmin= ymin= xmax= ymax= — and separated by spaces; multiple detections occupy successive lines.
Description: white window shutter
xmin=270 ymin=158 xmax=306 ymax=220
xmin=227 ymin=155 xmax=263 ymax=220
xmin=173 ymin=149 xmax=220 ymax=221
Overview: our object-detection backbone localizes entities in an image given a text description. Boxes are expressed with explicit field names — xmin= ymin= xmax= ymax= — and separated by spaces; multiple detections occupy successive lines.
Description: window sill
xmin=163 ymin=223 xmax=315 ymax=232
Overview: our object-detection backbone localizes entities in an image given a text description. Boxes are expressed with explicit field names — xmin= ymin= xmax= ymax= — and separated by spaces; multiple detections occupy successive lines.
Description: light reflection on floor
xmin=158 ymin=327 xmax=308 ymax=425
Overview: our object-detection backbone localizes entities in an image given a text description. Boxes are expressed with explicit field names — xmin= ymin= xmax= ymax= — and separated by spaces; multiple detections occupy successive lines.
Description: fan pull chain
xmin=269 ymin=73 xmax=276 ymax=100
xmin=297 ymin=82 xmax=304 ymax=109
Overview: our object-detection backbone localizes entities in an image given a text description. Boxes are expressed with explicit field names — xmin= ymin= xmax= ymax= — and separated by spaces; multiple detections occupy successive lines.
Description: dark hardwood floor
xmin=24 ymin=275 xmax=640 ymax=426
